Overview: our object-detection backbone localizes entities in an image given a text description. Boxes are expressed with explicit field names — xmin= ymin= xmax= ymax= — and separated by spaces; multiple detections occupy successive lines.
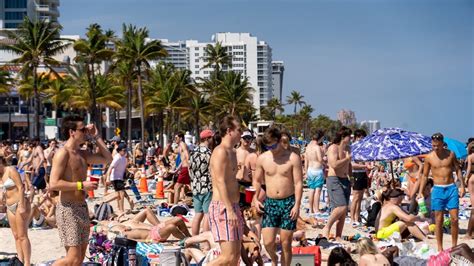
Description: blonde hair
xmin=356 ymin=238 xmax=379 ymax=255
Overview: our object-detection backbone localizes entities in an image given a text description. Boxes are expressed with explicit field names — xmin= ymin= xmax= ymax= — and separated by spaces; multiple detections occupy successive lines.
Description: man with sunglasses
xmin=49 ymin=115 xmax=113 ymax=265
xmin=237 ymin=130 xmax=255 ymax=207
xmin=418 ymin=132 xmax=465 ymax=251
xmin=253 ymin=127 xmax=303 ymax=266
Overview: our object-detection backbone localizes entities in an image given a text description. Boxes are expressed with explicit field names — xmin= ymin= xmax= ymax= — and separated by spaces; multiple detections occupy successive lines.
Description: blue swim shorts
xmin=307 ymin=168 xmax=324 ymax=189
xmin=431 ymin=183 xmax=459 ymax=211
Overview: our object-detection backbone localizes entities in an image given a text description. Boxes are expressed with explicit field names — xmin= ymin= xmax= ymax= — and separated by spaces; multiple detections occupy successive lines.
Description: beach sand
xmin=1 ymin=188 xmax=473 ymax=265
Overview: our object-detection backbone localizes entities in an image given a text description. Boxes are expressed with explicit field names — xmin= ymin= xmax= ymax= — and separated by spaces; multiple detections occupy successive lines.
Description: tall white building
xmin=360 ymin=120 xmax=381 ymax=134
xmin=158 ymin=33 xmax=275 ymax=112
xmin=272 ymin=61 xmax=284 ymax=104
xmin=0 ymin=0 xmax=60 ymax=33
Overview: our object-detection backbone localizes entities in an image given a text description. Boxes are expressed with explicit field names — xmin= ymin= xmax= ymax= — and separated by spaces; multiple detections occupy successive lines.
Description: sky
xmin=60 ymin=0 xmax=473 ymax=141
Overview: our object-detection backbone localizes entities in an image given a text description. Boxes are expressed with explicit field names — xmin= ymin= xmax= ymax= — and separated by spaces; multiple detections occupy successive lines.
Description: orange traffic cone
xmin=155 ymin=174 xmax=165 ymax=199
xmin=139 ymin=168 xmax=149 ymax=193
xmin=87 ymin=166 xmax=94 ymax=198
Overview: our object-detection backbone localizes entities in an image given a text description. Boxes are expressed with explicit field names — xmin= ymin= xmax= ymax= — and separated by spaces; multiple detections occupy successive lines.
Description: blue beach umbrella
xmin=351 ymin=128 xmax=432 ymax=162
xmin=444 ymin=137 xmax=467 ymax=159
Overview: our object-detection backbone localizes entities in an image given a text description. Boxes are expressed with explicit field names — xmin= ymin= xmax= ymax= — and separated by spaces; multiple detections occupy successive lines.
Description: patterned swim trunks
xmin=56 ymin=201 xmax=90 ymax=247
xmin=262 ymin=195 xmax=297 ymax=231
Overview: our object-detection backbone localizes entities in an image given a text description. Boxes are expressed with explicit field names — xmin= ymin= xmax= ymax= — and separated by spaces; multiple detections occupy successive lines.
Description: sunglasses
xmin=242 ymin=137 xmax=253 ymax=141
xmin=431 ymin=134 xmax=443 ymax=141
xmin=264 ymin=143 xmax=278 ymax=151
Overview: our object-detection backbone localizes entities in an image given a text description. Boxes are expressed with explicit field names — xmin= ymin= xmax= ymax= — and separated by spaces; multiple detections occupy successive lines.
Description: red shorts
xmin=208 ymin=201 xmax=244 ymax=242
xmin=177 ymin=167 xmax=190 ymax=184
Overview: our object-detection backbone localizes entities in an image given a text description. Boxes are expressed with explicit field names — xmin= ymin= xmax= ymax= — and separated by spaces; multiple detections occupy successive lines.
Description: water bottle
xmin=128 ymin=248 xmax=137 ymax=266
xmin=417 ymin=197 xmax=428 ymax=217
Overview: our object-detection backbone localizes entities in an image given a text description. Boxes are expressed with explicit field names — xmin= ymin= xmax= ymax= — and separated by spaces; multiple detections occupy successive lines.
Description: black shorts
xmin=112 ymin=180 xmax=126 ymax=191
xmin=353 ymin=171 xmax=369 ymax=191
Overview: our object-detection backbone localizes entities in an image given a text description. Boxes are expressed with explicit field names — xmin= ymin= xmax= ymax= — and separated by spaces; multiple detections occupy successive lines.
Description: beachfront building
xmin=156 ymin=33 xmax=276 ymax=113
xmin=0 ymin=0 xmax=60 ymax=34
xmin=338 ymin=109 xmax=357 ymax=126
xmin=360 ymin=120 xmax=381 ymax=134
xmin=271 ymin=61 xmax=284 ymax=111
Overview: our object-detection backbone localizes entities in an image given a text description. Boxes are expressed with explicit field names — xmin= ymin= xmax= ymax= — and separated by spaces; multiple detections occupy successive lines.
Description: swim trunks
xmin=431 ymin=183 xmax=459 ymax=211
xmin=208 ymin=201 xmax=244 ymax=242
xmin=56 ymin=201 xmax=90 ymax=247
xmin=177 ymin=167 xmax=190 ymax=184
xmin=262 ymin=195 xmax=297 ymax=231
xmin=353 ymin=171 xmax=369 ymax=191
xmin=327 ymin=176 xmax=351 ymax=209
xmin=149 ymin=223 xmax=167 ymax=242
xmin=307 ymin=168 xmax=324 ymax=189
xmin=376 ymin=222 xmax=400 ymax=239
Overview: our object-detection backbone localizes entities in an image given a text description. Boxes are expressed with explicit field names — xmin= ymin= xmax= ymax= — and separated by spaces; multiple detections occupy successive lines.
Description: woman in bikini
xmin=0 ymin=156 xmax=31 ymax=265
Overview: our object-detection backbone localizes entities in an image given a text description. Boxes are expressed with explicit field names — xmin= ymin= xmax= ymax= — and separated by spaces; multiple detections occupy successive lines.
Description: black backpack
xmin=366 ymin=201 xmax=382 ymax=227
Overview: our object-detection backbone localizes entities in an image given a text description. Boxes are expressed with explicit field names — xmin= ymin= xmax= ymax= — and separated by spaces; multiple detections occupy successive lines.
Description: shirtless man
xmin=49 ymin=115 xmax=112 ymax=265
xmin=237 ymin=130 xmax=254 ymax=206
xmin=304 ymin=130 xmax=325 ymax=214
xmin=44 ymin=139 xmax=58 ymax=181
xmin=376 ymin=188 xmax=426 ymax=241
xmin=418 ymin=133 xmax=465 ymax=251
xmin=31 ymin=137 xmax=47 ymax=190
xmin=322 ymin=126 xmax=352 ymax=240
xmin=350 ymin=129 xmax=371 ymax=225
xmin=208 ymin=116 xmax=244 ymax=266
xmin=174 ymin=132 xmax=190 ymax=204
xmin=253 ymin=127 xmax=303 ymax=266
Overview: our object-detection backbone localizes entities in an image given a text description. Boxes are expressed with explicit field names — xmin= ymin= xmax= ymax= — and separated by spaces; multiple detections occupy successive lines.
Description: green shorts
xmin=193 ymin=192 xmax=212 ymax=213
xmin=262 ymin=195 xmax=297 ymax=231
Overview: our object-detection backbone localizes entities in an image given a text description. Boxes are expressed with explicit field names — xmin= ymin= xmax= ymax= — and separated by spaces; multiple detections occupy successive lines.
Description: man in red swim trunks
xmin=174 ymin=132 xmax=190 ymax=203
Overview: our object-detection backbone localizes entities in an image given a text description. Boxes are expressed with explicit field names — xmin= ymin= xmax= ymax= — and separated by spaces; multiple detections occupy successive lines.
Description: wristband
xmin=77 ymin=181 xmax=83 ymax=191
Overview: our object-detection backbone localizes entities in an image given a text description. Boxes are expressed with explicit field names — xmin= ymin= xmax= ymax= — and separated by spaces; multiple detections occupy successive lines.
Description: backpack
xmin=170 ymin=204 xmax=189 ymax=216
xmin=94 ymin=203 xmax=114 ymax=221
xmin=366 ymin=201 xmax=382 ymax=227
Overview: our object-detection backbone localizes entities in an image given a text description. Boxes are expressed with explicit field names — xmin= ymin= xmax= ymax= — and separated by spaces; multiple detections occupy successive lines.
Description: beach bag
xmin=292 ymin=246 xmax=321 ymax=266
xmin=0 ymin=256 xmax=23 ymax=266
xmin=366 ymin=201 xmax=382 ymax=227
xmin=105 ymin=237 xmax=137 ymax=266
xmin=94 ymin=203 xmax=114 ymax=221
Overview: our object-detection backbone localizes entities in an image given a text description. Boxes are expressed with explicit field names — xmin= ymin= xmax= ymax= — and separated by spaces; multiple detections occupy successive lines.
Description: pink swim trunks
xmin=208 ymin=201 xmax=244 ymax=242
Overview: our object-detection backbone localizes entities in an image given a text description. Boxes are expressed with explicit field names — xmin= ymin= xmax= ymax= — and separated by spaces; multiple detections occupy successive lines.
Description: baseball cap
xmin=200 ymin=129 xmax=214 ymax=139
xmin=241 ymin=131 xmax=253 ymax=139
xmin=117 ymin=143 xmax=127 ymax=152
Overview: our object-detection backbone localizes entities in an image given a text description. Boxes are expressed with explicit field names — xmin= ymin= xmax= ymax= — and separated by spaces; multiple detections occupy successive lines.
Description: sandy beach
xmin=1 ymin=187 xmax=473 ymax=265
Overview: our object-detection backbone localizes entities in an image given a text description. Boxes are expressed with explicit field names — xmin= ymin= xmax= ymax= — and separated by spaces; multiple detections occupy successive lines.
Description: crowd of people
xmin=0 ymin=113 xmax=474 ymax=265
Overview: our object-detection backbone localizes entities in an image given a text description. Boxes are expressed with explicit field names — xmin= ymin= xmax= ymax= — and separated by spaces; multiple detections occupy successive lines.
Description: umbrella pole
xmin=390 ymin=161 xmax=394 ymax=188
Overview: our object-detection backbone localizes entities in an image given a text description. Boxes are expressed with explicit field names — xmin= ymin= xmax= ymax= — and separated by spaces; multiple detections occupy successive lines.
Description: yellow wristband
xmin=77 ymin=181 xmax=82 ymax=191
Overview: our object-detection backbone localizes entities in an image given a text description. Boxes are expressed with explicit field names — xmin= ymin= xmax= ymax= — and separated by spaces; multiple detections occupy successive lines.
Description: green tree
xmin=261 ymin=98 xmax=284 ymax=120
xmin=0 ymin=17 xmax=70 ymax=137
xmin=181 ymin=91 xmax=213 ymax=139
xmin=298 ymin=104 xmax=314 ymax=138
xmin=202 ymin=42 xmax=232 ymax=74
xmin=73 ymin=23 xmax=115 ymax=129
xmin=211 ymin=71 xmax=254 ymax=120
xmin=286 ymin=90 xmax=306 ymax=115
xmin=115 ymin=24 xmax=167 ymax=147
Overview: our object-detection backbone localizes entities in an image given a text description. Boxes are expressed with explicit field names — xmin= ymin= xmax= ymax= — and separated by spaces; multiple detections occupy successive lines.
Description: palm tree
xmin=146 ymin=65 xmax=189 ymax=141
xmin=298 ymin=104 xmax=314 ymax=138
xmin=110 ymin=61 xmax=135 ymax=145
xmin=43 ymin=77 xmax=73 ymax=124
xmin=286 ymin=90 xmax=306 ymax=115
xmin=0 ymin=17 xmax=70 ymax=138
xmin=202 ymin=42 xmax=232 ymax=74
xmin=211 ymin=71 xmax=254 ymax=120
xmin=73 ymin=23 xmax=115 ymax=129
xmin=181 ymin=90 xmax=213 ymax=139
xmin=264 ymin=98 xmax=284 ymax=120
xmin=0 ymin=70 xmax=13 ymax=139
xmin=115 ymin=24 xmax=167 ymax=147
